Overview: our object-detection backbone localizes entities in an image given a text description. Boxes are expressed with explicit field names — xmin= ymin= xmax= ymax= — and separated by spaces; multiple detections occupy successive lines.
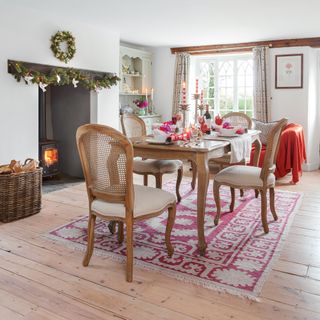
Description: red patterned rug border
xmin=44 ymin=184 xmax=303 ymax=300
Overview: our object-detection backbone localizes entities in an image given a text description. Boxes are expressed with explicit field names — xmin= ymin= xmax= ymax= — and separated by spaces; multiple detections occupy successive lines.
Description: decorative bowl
xmin=220 ymin=128 xmax=237 ymax=136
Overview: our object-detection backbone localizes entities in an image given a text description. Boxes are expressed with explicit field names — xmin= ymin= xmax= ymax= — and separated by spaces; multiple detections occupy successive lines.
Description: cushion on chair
xmin=133 ymin=158 xmax=182 ymax=174
xmin=91 ymin=185 xmax=176 ymax=218
xmin=214 ymin=165 xmax=275 ymax=188
xmin=252 ymin=119 xmax=279 ymax=145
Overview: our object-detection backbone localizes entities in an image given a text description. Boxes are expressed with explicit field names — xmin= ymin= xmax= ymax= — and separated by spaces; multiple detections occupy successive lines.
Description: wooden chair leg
xmin=83 ymin=214 xmax=96 ymax=267
xmin=155 ymin=173 xmax=162 ymax=189
xmin=240 ymin=189 xmax=244 ymax=197
xmin=260 ymin=189 xmax=269 ymax=233
xmin=269 ymin=187 xmax=278 ymax=221
xmin=213 ymin=182 xmax=221 ymax=226
xmin=255 ymin=189 xmax=259 ymax=198
xmin=165 ymin=204 xmax=176 ymax=257
xmin=143 ymin=174 xmax=148 ymax=186
xmin=176 ymin=167 xmax=183 ymax=202
xmin=230 ymin=187 xmax=235 ymax=212
xmin=191 ymin=161 xmax=197 ymax=190
xmin=118 ymin=221 xmax=124 ymax=244
xmin=108 ymin=221 xmax=116 ymax=234
xmin=126 ymin=219 xmax=133 ymax=282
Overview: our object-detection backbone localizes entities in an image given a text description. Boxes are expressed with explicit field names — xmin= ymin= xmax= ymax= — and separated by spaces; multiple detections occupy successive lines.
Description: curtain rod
xmin=171 ymin=37 xmax=320 ymax=55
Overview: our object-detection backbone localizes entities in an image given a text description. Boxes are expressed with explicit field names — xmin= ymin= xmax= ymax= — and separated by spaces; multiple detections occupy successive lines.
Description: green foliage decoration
xmin=9 ymin=61 xmax=120 ymax=91
xmin=50 ymin=31 xmax=76 ymax=63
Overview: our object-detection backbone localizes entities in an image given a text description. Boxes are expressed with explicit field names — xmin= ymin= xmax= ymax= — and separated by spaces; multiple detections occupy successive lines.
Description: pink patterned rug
xmin=46 ymin=180 xmax=302 ymax=299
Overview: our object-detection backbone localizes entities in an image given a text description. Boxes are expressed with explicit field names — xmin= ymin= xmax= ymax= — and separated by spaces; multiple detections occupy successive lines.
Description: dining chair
xmin=213 ymin=118 xmax=288 ymax=233
xmin=76 ymin=124 xmax=176 ymax=282
xmin=121 ymin=113 xmax=184 ymax=202
xmin=209 ymin=112 xmax=253 ymax=171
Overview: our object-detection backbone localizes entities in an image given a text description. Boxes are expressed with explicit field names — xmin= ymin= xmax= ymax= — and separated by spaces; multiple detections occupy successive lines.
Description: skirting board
xmin=303 ymin=162 xmax=320 ymax=171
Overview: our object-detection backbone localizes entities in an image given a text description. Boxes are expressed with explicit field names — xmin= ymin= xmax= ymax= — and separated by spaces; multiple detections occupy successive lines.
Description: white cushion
xmin=214 ymin=165 xmax=275 ymax=188
xmin=133 ymin=158 xmax=182 ymax=174
xmin=91 ymin=185 xmax=176 ymax=218
xmin=252 ymin=119 xmax=279 ymax=145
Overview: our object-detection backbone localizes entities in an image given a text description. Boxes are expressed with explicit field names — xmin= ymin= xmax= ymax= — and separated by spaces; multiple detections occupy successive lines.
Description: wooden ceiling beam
xmin=170 ymin=37 xmax=320 ymax=55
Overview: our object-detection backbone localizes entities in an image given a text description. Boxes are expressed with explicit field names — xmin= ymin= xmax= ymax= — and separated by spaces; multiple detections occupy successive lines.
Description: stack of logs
xmin=0 ymin=159 xmax=38 ymax=175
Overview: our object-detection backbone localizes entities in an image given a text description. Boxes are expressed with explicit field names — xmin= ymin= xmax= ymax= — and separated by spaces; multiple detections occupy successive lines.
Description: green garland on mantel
xmin=9 ymin=61 xmax=120 ymax=91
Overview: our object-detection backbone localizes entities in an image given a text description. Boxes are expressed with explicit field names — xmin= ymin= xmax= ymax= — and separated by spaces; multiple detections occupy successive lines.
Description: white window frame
xmin=195 ymin=53 xmax=253 ymax=116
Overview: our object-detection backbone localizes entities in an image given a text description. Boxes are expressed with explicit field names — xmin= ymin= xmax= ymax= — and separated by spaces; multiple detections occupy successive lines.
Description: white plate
xmin=145 ymin=138 xmax=173 ymax=145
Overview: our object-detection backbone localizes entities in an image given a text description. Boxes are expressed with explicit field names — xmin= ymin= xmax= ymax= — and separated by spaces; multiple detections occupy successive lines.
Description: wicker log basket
xmin=0 ymin=159 xmax=42 ymax=222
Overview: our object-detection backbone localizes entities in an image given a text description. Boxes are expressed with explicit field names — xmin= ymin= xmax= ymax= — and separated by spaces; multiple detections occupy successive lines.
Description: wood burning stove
xmin=39 ymin=141 xmax=59 ymax=177
xmin=38 ymin=88 xmax=60 ymax=177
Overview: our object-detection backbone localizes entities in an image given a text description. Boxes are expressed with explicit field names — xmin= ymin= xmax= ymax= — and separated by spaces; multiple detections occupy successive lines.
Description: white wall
xmin=0 ymin=3 xmax=120 ymax=164
xmin=151 ymin=47 xmax=175 ymax=121
xmin=269 ymin=46 xmax=319 ymax=170
xmin=152 ymin=46 xmax=320 ymax=171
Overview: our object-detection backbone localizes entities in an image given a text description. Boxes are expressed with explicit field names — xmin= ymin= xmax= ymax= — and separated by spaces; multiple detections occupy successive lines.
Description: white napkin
xmin=153 ymin=129 xmax=170 ymax=142
xmin=230 ymin=135 xmax=252 ymax=164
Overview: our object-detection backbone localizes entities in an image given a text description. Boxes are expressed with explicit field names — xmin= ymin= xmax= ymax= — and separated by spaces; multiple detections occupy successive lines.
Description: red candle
xmin=195 ymin=78 xmax=199 ymax=94
xmin=200 ymin=89 xmax=204 ymax=105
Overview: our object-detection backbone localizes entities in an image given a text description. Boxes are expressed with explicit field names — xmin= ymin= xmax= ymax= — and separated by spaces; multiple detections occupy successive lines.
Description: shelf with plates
xmin=119 ymin=46 xmax=152 ymax=96
xmin=119 ymin=45 xmax=156 ymax=117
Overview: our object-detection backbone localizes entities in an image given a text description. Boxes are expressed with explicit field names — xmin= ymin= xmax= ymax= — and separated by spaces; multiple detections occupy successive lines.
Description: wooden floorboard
xmin=1 ymin=169 xmax=320 ymax=319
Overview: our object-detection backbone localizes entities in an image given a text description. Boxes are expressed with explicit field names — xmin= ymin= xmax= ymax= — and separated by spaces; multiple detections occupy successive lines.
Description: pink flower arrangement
xmin=133 ymin=99 xmax=148 ymax=109
xmin=160 ymin=121 xmax=173 ymax=133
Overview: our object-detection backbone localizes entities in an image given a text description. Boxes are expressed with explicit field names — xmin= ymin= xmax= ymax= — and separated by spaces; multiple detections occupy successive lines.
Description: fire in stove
xmin=39 ymin=141 xmax=59 ymax=177
xmin=44 ymin=148 xmax=59 ymax=166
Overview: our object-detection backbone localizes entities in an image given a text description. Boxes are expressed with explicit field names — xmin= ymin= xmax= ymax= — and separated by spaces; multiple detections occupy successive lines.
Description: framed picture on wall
xmin=275 ymin=54 xmax=303 ymax=89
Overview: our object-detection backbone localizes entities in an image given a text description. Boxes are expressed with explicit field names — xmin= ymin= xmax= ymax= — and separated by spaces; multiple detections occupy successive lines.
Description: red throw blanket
xmin=250 ymin=123 xmax=307 ymax=183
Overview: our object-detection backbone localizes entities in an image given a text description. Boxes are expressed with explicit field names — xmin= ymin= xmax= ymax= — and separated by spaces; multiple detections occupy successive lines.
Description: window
xmin=196 ymin=54 xmax=254 ymax=117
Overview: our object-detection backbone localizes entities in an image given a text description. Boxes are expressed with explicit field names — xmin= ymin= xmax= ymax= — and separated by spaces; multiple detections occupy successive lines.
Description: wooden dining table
xmin=131 ymin=130 xmax=262 ymax=255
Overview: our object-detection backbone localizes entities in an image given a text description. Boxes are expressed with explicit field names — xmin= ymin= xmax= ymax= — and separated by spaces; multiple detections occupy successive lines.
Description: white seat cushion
xmin=91 ymin=185 xmax=176 ymax=218
xmin=133 ymin=158 xmax=182 ymax=174
xmin=214 ymin=165 xmax=275 ymax=188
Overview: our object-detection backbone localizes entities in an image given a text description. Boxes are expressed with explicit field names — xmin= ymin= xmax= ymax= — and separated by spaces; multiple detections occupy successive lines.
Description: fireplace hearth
xmin=38 ymin=84 xmax=91 ymax=179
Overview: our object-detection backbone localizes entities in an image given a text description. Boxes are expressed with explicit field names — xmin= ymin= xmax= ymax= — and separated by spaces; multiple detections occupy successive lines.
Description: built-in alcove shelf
xmin=7 ymin=59 xmax=115 ymax=80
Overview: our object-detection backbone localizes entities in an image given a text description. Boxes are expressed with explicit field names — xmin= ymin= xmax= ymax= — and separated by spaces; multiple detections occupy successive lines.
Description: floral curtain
xmin=253 ymin=46 xmax=270 ymax=122
xmin=172 ymin=52 xmax=190 ymax=115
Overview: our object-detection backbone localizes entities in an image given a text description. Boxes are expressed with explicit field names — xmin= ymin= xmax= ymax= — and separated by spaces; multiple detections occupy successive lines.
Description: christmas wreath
xmin=50 ymin=31 xmax=76 ymax=63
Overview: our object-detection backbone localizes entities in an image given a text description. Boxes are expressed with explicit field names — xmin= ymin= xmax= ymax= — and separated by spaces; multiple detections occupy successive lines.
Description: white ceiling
xmin=8 ymin=0 xmax=320 ymax=47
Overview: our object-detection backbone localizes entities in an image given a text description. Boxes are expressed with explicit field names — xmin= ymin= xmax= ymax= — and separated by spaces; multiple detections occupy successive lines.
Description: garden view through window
xmin=195 ymin=54 xmax=254 ymax=118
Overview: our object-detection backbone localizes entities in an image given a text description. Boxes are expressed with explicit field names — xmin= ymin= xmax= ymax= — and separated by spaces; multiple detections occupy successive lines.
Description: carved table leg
xmin=196 ymin=153 xmax=209 ymax=256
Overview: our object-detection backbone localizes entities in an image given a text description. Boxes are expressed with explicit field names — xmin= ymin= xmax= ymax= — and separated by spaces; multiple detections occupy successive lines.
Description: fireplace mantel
xmin=7 ymin=59 xmax=114 ymax=80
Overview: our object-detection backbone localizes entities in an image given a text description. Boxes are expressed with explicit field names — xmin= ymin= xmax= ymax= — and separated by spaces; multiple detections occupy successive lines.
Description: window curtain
xmin=172 ymin=52 xmax=190 ymax=115
xmin=253 ymin=46 xmax=270 ymax=122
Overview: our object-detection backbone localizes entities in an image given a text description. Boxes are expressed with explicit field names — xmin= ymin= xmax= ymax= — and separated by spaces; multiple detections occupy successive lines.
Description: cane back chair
xmin=121 ymin=113 xmax=184 ymax=201
xmin=76 ymin=124 xmax=176 ymax=282
xmin=213 ymin=118 xmax=288 ymax=233
xmin=209 ymin=112 xmax=253 ymax=171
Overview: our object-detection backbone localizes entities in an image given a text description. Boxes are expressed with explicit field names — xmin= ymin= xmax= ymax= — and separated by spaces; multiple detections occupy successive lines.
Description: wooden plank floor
xmin=1 ymin=169 xmax=320 ymax=320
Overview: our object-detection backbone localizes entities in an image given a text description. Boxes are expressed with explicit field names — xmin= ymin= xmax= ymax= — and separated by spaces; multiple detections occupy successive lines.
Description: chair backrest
xmin=222 ymin=112 xmax=252 ymax=129
xmin=120 ymin=114 xmax=146 ymax=138
xmin=76 ymin=124 xmax=134 ymax=210
xmin=260 ymin=118 xmax=288 ymax=182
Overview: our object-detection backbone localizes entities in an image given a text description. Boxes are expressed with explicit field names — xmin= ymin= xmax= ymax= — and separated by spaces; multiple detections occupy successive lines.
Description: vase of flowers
xmin=133 ymin=98 xmax=148 ymax=116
